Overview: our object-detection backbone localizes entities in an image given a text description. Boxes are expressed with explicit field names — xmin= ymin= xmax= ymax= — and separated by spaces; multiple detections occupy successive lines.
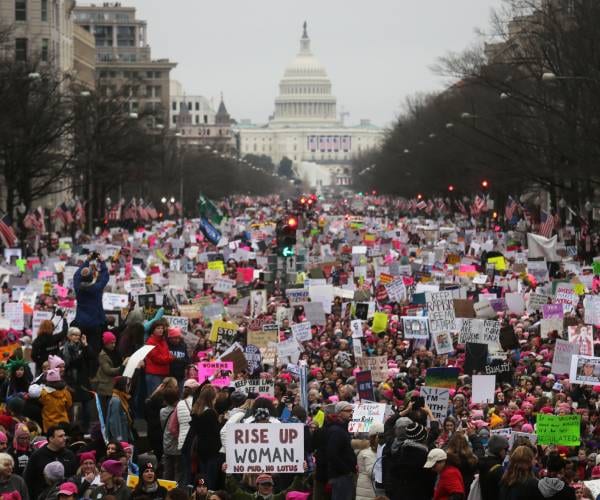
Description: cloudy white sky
xmin=123 ymin=0 xmax=503 ymax=128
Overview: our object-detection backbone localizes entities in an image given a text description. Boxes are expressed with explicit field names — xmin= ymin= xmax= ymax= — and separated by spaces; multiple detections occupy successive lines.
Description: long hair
xmin=500 ymin=445 xmax=535 ymax=487
xmin=447 ymin=432 xmax=478 ymax=468
xmin=192 ymin=384 xmax=216 ymax=415
xmin=38 ymin=320 xmax=54 ymax=336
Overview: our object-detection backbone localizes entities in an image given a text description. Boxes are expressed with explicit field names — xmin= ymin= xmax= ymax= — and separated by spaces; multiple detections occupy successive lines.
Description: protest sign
xmin=31 ymin=310 xmax=53 ymax=336
xmin=551 ymin=339 xmax=579 ymax=376
xmin=123 ymin=345 xmax=155 ymax=378
xmin=473 ymin=300 xmax=496 ymax=319
xmin=348 ymin=403 xmax=386 ymax=433
xmin=220 ymin=343 xmax=248 ymax=373
xmin=542 ymin=303 xmax=564 ymax=319
xmin=353 ymin=341 xmax=363 ymax=358
xmin=432 ymin=331 xmax=454 ymax=355
xmin=350 ymin=319 xmax=363 ymax=338
xmin=233 ymin=378 xmax=274 ymax=396
xmin=527 ymin=234 xmax=560 ymax=262
xmin=472 ymin=375 xmax=496 ymax=404
xmin=291 ymin=321 xmax=312 ymax=342
xmin=584 ymin=295 xmax=600 ymax=325
xmin=536 ymin=414 xmax=581 ymax=446
xmin=102 ymin=293 xmax=129 ymax=311
xmin=356 ymin=370 xmax=375 ymax=401
xmin=527 ymin=293 xmax=550 ymax=313
xmin=540 ymin=318 xmax=563 ymax=339
xmin=372 ymin=312 xmax=388 ymax=333
xmin=385 ymin=280 xmax=406 ymax=302
xmin=458 ymin=319 xmax=500 ymax=346
xmin=277 ymin=338 xmax=301 ymax=362
xmin=453 ymin=299 xmax=475 ymax=318
xmin=214 ymin=277 xmax=235 ymax=294
xmin=483 ymin=360 xmax=513 ymax=384
xmin=505 ymin=292 xmax=526 ymax=315
xmin=570 ymin=355 xmax=600 ymax=385
xmin=568 ymin=325 xmax=593 ymax=355
xmin=247 ymin=328 xmax=279 ymax=349
xmin=286 ymin=289 xmax=309 ymax=305
xmin=163 ymin=315 xmax=189 ymax=331
xmin=4 ymin=303 xmax=23 ymax=331
xmin=244 ymin=345 xmax=262 ymax=374
xmin=401 ymin=316 xmax=429 ymax=339
xmin=304 ymin=302 xmax=326 ymax=326
xmin=177 ymin=304 xmax=202 ymax=319
xmin=250 ymin=290 xmax=267 ymax=318
xmin=426 ymin=291 xmax=456 ymax=333
xmin=511 ymin=432 xmax=537 ymax=447
xmin=421 ymin=386 xmax=449 ymax=420
xmin=198 ymin=361 xmax=233 ymax=388
xmin=225 ymin=423 xmax=304 ymax=474
xmin=555 ymin=284 xmax=579 ymax=313
xmin=357 ymin=356 xmax=387 ymax=382
xmin=425 ymin=367 xmax=459 ymax=389
xmin=209 ymin=320 xmax=239 ymax=345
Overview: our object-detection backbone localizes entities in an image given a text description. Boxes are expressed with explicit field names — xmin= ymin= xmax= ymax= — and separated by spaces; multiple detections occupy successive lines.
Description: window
xmin=15 ymin=0 xmax=26 ymax=21
xmin=154 ymin=85 xmax=161 ymax=97
xmin=41 ymin=0 xmax=47 ymax=21
xmin=188 ymin=102 xmax=192 ymax=111
xmin=154 ymin=71 xmax=161 ymax=78
xmin=15 ymin=38 xmax=27 ymax=61
xmin=195 ymin=102 xmax=199 ymax=111
xmin=195 ymin=115 xmax=199 ymax=124
xmin=172 ymin=116 xmax=177 ymax=124
xmin=172 ymin=101 xmax=176 ymax=111
xmin=41 ymin=38 xmax=48 ymax=61
xmin=203 ymin=114 xmax=208 ymax=124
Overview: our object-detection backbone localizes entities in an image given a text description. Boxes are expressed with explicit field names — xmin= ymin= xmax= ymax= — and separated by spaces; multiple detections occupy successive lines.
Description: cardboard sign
xmin=473 ymin=300 xmax=496 ymax=319
xmin=102 ymin=293 xmax=129 ymax=311
xmin=198 ymin=361 xmax=233 ymax=387
xmin=551 ymin=339 xmax=579 ymax=376
xmin=536 ymin=414 xmax=580 ymax=446
xmin=356 ymin=356 xmax=388 ymax=382
xmin=426 ymin=291 xmax=456 ymax=333
xmin=421 ymin=386 xmax=450 ymax=420
xmin=219 ymin=343 xmax=248 ymax=373
xmin=291 ymin=321 xmax=311 ymax=342
xmin=247 ymin=329 xmax=278 ymax=349
xmin=570 ymin=354 xmax=600 ymax=385
xmin=458 ymin=319 xmax=500 ymax=346
xmin=164 ymin=315 xmax=189 ymax=331
xmin=178 ymin=304 xmax=202 ymax=319
xmin=356 ymin=370 xmax=375 ymax=401
xmin=348 ymin=403 xmax=385 ymax=433
xmin=225 ymin=423 xmax=304 ymax=473
xmin=505 ymin=292 xmax=526 ymax=315
xmin=472 ymin=375 xmax=496 ymax=404
xmin=453 ymin=299 xmax=475 ymax=318
xmin=232 ymin=378 xmax=274 ymax=396
xmin=402 ymin=316 xmax=429 ymax=339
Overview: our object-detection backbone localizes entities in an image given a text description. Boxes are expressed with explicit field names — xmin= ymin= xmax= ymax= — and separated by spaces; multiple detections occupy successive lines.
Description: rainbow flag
xmin=425 ymin=367 xmax=459 ymax=389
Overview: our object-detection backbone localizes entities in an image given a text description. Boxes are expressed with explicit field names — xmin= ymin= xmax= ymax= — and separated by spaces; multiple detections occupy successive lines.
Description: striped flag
xmin=74 ymin=200 xmax=85 ymax=225
xmin=456 ymin=200 xmax=468 ymax=215
xmin=123 ymin=199 xmax=138 ymax=220
xmin=539 ymin=210 xmax=555 ymax=238
xmin=61 ymin=203 xmax=74 ymax=225
xmin=505 ymin=196 xmax=517 ymax=221
xmin=0 ymin=214 xmax=17 ymax=248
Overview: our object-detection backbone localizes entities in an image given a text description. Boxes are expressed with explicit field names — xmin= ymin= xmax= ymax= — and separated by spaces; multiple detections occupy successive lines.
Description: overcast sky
xmin=123 ymin=0 xmax=502 ymax=128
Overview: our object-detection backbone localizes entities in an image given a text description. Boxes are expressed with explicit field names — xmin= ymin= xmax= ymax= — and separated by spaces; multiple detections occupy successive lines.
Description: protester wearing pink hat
xmin=95 ymin=330 xmax=126 ymax=415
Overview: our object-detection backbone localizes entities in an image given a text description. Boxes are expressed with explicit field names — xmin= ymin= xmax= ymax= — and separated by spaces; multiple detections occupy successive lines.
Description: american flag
xmin=425 ymin=200 xmax=434 ymax=214
xmin=416 ymin=200 xmax=427 ymax=210
xmin=436 ymin=199 xmax=446 ymax=213
xmin=539 ymin=210 xmax=555 ymax=238
xmin=74 ymin=200 xmax=85 ymax=225
xmin=505 ymin=196 xmax=517 ymax=221
xmin=471 ymin=196 xmax=486 ymax=216
xmin=0 ymin=214 xmax=17 ymax=248
xmin=107 ymin=200 xmax=122 ymax=222
xmin=456 ymin=200 xmax=468 ymax=215
xmin=137 ymin=204 xmax=149 ymax=221
xmin=123 ymin=199 xmax=138 ymax=220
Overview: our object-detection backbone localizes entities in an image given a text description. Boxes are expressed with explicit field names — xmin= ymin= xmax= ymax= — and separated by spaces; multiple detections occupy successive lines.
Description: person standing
xmin=94 ymin=332 xmax=126 ymax=418
xmin=478 ymin=434 xmax=509 ymax=500
xmin=498 ymin=446 xmax=541 ymax=500
xmin=105 ymin=377 xmax=134 ymax=443
xmin=423 ymin=448 xmax=465 ymax=500
xmin=144 ymin=321 xmax=173 ymax=395
xmin=72 ymin=253 xmax=110 ymax=365
xmin=61 ymin=327 xmax=93 ymax=428
xmin=325 ymin=401 xmax=357 ymax=500
xmin=0 ymin=453 xmax=28 ymax=500
xmin=24 ymin=427 xmax=77 ymax=500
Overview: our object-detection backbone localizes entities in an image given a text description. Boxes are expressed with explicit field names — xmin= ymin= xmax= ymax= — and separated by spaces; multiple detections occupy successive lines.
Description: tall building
xmin=236 ymin=22 xmax=383 ymax=189
xmin=0 ymin=0 xmax=75 ymax=73
xmin=73 ymin=2 xmax=176 ymax=122
xmin=73 ymin=24 xmax=95 ymax=88
xmin=169 ymin=80 xmax=216 ymax=128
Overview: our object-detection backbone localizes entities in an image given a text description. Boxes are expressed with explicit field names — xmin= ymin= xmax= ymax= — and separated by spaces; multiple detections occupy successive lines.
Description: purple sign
xmin=543 ymin=304 xmax=564 ymax=319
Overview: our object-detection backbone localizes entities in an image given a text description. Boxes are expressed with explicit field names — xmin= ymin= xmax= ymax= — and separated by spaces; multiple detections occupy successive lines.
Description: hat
xmin=335 ymin=401 xmax=353 ymax=414
xmin=141 ymin=462 xmax=155 ymax=475
xmin=184 ymin=379 xmax=200 ymax=390
xmin=48 ymin=355 xmax=65 ymax=369
xmin=46 ymin=368 xmax=61 ymax=382
xmin=424 ymin=448 xmax=447 ymax=468
xmin=120 ymin=442 xmax=132 ymax=452
xmin=167 ymin=327 xmax=182 ymax=339
xmin=44 ymin=461 xmax=65 ymax=482
xmin=101 ymin=459 xmax=123 ymax=477
xmin=78 ymin=450 xmax=96 ymax=464
xmin=102 ymin=331 xmax=116 ymax=345
xmin=592 ymin=466 xmax=600 ymax=480
xmin=405 ymin=422 xmax=427 ymax=442
xmin=487 ymin=434 xmax=509 ymax=456
xmin=255 ymin=474 xmax=273 ymax=485
xmin=230 ymin=391 xmax=247 ymax=407
xmin=0 ymin=431 xmax=7 ymax=444
xmin=521 ymin=423 xmax=534 ymax=433
xmin=369 ymin=422 xmax=385 ymax=436
xmin=57 ymin=482 xmax=78 ymax=497
xmin=509 ymin=414 xmax=524 ymax=427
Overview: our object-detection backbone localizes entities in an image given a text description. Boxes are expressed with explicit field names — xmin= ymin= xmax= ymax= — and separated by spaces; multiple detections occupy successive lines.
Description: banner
xmin=425 ymin=367 xmax=459 ymax=389
xmin=536 ymin=414 xmax=580 ymax=446
xmin=426 ymin=291 xmax=456 ymax=333
xmin=356 ymin=370 xmax=375 ymax=401
xmin=225 ymin=423 xmax=304 ymax=473
xmin=421 ymin=386 xmax=449 ymax=420
xmin=232 ymin=379 xmax=274 ymax=396
xmin=348 ymin=403 xmax=385 ymax=433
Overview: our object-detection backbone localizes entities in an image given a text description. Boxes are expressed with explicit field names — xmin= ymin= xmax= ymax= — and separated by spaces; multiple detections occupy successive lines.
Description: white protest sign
xmin=232 ymin=379 xmax=274 ymax=396
xmin=123 ymin=345 xmax=155 ymax=378
xmin=351 ymin=319 xmax=363 ymax=339
xmin=458 ymin=319 xmax=500 ymax=346
xmin=426 ymin=291 xmax=456 ymax=333
xmin=527 ymin=293 xmax=550 ymax=313
xmin=555 ymin=284 xmax=579 ymax=313
xmin=214 ymin=277 xmax=235 ymax=294
xmin=472 ymin=375 xmax=496 ymax=404
xmin=204 ymin=269 xmax=221 ymax=284
xmin=348 ymin=403 xmax=385 ymax=433
xmin=402 ymin=316 xmax=429 ymax=339
xmin=505 ymin=292 xmax=526 ymax=315
xmin=102 ymin=293 xmax=129 ymax=311
xmin=552 ymin=339 xmax=579 ymax=376
xmin=584 ymin=295 xmax=600 ymax=325
xmin=291 ymin=321 xmax=312 ymax=342
xmin=385 ymin=280 xmax=406 ymax=302
xmin=31 ymin=310 xmax=53 ymax=336
xmin=124 ymin=279 xmax=146 ymax=295
xmin=570 ymin=354 xmax=600 ymax=385
xmin=4 ymin=302 xmax=23 ymax=330
xmin=421 ymin=386 xmax=450 ymax=420
xmin=474 ymin=300 xmax=496 ymax=319
xmin=286 ymin=289 xmax=309 ymax=305
xmin=164 ymin=315 xmax=189 ymax=331
xmin=225 ymin=423 xmax=304 ymax=473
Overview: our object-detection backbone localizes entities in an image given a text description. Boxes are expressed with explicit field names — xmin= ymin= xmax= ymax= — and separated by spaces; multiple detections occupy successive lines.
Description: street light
xmin=542 ymin=72 xmax=595 ymax=82
xmin=499 ymin=92 xmax=510 ymax=100
xmin=403 ymin=148 xmax=410 ymax=154
xmin=481 ymin=180 xmax=489 ymax=189
xmin=446 ymin=122 xmax=454 ymax=129
xmin=170 ymin=197 xmax=175 ymax=204
xmin=28 ymin=72 xmax=41 ymax=80
xmin=161 ymin=197 xmax=167 ymax=204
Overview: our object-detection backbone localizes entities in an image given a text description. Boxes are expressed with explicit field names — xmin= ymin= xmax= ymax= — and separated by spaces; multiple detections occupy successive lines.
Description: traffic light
xmin=276 ymin=216 xmax=297 ymax=257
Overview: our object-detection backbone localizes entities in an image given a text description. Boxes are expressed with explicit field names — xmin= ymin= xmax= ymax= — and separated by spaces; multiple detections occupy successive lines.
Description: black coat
xmin=24 ymin=445 xmax=77 ymax=499
xmin=190 ymin=409 xmax=221 ymax=460
xmin=384 ymin=440 xmax=435 ymax=500
xmin=324 ymin=419 xmax=357 ymax=479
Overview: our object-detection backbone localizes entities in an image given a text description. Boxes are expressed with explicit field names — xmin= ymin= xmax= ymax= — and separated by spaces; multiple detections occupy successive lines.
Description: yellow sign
xmin=126 ymin=475 xmax=177 ymax=491
xmin=208 ymin=260 xmax=225 ymax=274
xmin=574 ymin=283 xmax=586 ymax=295
xmin=155 ymin=249 xmax=169 ymax=264
xmin=209 ymin=319 xmax=239 ymax=342
xmin=372 ymin=312 xmax=388 ymax=334
xmin=487 ymin=256 xmax=507 ymax=271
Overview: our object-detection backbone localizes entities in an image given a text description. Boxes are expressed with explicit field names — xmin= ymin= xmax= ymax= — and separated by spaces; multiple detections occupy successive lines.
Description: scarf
xmin=112 ymin=389 xmax=132 ymax=425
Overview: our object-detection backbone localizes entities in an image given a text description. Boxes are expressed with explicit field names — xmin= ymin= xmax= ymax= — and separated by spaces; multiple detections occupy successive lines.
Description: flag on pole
xmin=198 ymin=215 xmax=221 ymax=245
xmin=539 ymin=210 xmax=555 ymax=238
xmin=198 ymin=195 xmax=223 ymax=225
xmin=0 ymin=214 xmax=17 ymax=248
xmin=505 ymin=196 xmax=517 ymax=221
xmin=60 ymin=203 xmax=74 ymax=225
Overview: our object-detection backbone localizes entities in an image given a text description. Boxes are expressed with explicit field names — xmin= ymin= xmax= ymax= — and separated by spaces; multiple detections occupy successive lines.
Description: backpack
xmin=162 ymin=408 xmax=177 ymax=455
xmin=167 ymin=407 xmax=179 ymax=439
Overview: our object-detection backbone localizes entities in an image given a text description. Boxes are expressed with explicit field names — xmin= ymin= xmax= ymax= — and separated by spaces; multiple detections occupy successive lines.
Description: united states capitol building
xmin=236 ymin=23 xmax=383 ymax=189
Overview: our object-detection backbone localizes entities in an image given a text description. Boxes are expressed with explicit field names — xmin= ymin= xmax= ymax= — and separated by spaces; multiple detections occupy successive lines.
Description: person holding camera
xmin=72 ymin=252 xmax=110 ymax=368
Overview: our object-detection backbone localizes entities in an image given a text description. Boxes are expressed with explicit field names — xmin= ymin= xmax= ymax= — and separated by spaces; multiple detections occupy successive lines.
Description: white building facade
xmin=237 ymin=23 xmax=382 ymax=189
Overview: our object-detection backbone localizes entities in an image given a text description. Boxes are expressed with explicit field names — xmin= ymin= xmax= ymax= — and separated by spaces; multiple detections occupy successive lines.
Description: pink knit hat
xmin=46 ymin=368 xmax=61 ymax=382
xmin=48 ymin=355 xmax=64 ymax=369
xmin=102 ymin=331 xmax=116 ymax=345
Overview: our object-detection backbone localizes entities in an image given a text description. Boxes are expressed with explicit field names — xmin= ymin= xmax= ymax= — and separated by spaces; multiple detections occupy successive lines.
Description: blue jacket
xmin=106 ymin=395 xmax=133 ymax=442
xmin=73 ymin=260 xmax=109 ymax=328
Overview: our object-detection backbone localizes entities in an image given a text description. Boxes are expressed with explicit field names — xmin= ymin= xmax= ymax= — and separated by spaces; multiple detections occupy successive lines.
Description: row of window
xmin=282 ymin=85 xmax=330 ymax=95
xmin=98 ymin=70 xmax=162 ymax=79
xmin=15 ymin=0 xmax=47 ymax=21
xmin=177 ymin=127 xmax=230 ymax=136
xmin=74 ymin=11 xmax=132 ymax=23
xmin=14 ymin=37 xmax=50 ymax=62
xmin=171 ymin=115 xmax=210 ymax=125
xmin=171 ymin=101 xmax=209 ymax=112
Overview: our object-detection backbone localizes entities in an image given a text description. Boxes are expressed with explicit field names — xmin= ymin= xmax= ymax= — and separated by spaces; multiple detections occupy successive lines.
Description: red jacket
xmin=145 ymin=335 xmax=172 ymax=376
xmin=433 ymin=465 xmax=464 ymax=500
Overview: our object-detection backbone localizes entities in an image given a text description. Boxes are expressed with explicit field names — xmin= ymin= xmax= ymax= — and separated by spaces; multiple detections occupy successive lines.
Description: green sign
xmin=536 ymin=414 xmax=580 ymax=446
xmin=282 ymin=246 xmax=295 ymax=257
xmin=593 ymin=261 xmax=600 ymax=276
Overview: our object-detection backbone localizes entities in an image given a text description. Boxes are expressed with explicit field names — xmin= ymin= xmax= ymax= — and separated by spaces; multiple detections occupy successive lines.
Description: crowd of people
xmin=0 ymin=193 xmax=597 ymax=500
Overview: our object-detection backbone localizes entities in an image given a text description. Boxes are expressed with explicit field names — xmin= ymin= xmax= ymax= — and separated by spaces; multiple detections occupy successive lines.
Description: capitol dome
xmin=271 ymin=22 xmax=338 ymax=127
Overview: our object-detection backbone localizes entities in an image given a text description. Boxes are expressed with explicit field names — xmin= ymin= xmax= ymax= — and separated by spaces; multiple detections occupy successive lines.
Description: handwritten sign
xmin=356 ymin=356 xmax=387 ymax=382
xmin=536 ymin=414 xmax=580 ymax=446
xmin=426 ymin=291 xmax=456 ymax=333
xmin=421 ymin=386 xmax=449 ymax=420
xmin=458 ymin=319 xmax=500 ymax=345
xmin=291 ymin=321 xmax=311 ymax=342
xmin=198 ymin=361 xmax=233 ymax=388
xmin=348 ymin=403 xmax=385 ymax=433
xmin=164 ymin=315 xmax=189 ymax=331
xmin=232 ymin=378 xmax=274 ymax=396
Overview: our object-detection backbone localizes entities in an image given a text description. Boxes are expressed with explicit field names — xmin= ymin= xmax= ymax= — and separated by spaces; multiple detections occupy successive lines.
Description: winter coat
xmin=24 ymin=444 xmax=77 ymax=500
xmin=325 ymin=418 xmax=357 ymax=480
xmin=90 ymin=482 xmax=131 ymax=500
xmin=144 ymin=335 xmax=172 ymax=376
xmin=433 ymin=464 xmax=465 ymax=500
xmin=499 ymin=478 xmax=543 ymax=500
xmin=105 ymin=395 xmax=133 ymax=442
xmin=0 ymin=473 xmax=29 ymax=500
xmin=61 ymin=340 xmax=92 ymax=401
xmin=94 ymin=349 xmax=122 ymax=396
xmin=167 ymin=339 xmax=189 ymax=380
xmin=39 ymin=386 xmax=72 ymax=432
xmin=537 ymin=477 xmax=576 ymax=500
xmin=31 ymin=319 xmax=68 ymax=371
xmin=384 ymin=439 xmax=435 ymax=500
xmin=160 ymin=405 xmax=178 ymax=456
xmin=356 ymin=447 xmax=377 ymax=500
xmin=478 ymin=455 xmax=504 ymax=500
xmin=73 ymin=260 xmax=109 ymax=329
xmin=176 ymin=397 xmax=193 ymax=450
xmin=190 ymin=408 xmax=221 ymax=460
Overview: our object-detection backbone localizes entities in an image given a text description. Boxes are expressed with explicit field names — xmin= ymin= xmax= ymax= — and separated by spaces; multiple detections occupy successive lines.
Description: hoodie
xmin=537 ymin=477 xmax=576 ymax=500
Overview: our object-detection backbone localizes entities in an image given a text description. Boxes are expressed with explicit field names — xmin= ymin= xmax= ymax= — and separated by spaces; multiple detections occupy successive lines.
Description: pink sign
xmin=198 ymin=361 xmax=233 ymax=388
xmin=459 ymin=265 xmax=477 ymax=273
xmin=54 ymin=285 xmax=69 ymax=298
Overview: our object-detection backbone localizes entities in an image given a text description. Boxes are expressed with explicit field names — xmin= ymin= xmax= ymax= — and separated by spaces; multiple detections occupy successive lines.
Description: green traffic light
xmin=282 ymin=246 xmax=295 ymax=257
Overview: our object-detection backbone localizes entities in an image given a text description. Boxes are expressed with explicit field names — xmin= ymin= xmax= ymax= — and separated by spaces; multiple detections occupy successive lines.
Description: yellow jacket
xmin=40 ymin=387 xmax=72 ymax=432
